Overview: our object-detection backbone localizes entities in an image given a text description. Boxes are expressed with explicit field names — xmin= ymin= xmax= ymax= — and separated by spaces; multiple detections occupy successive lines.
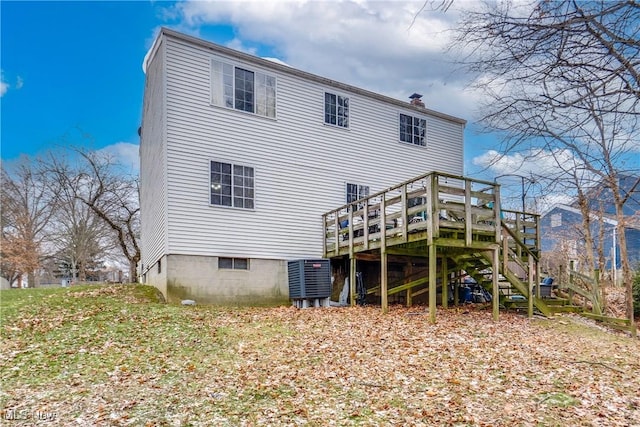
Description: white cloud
xmin=165 ymin=0 xmax=477 ymax=119
xmin=1 ymin=70 xmax=8 ymax=97
xmin=226 ymin=38 xmax=258 ymax=55
xmin=97 ymin=142 xmax=140 ymax=174
xmin=470 ymin=147 xmax=614 ymax=213
xmin=1 ymin=72 xmax=24 ymax=97
xmin=472 ymin=148 xmax=586 ymax=179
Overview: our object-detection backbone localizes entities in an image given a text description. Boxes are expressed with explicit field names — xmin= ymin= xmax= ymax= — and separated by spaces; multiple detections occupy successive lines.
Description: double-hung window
xmin=211 ymin=59 xmax=276 ymax=118
xmin=399 ymin=114 xmax=426 ymax=146
xmin=346 ymin=183 xmax=369 ymax=204
xmin=210 ymin=161 xmax=254 ymax=209
xmin=325 ymin=92 xmax=349 ymax=128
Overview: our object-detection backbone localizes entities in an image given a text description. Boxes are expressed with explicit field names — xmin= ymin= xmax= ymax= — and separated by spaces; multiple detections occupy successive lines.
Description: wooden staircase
xmin=451 ymin=249 xmax=553 ymax=317
xmin=322 ymin=171 xmax=554 ymax=320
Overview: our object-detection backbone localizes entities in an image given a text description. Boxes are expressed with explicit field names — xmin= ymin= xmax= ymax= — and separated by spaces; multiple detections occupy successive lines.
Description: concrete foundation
xmin=144 ymin=254 xmax=289 ymax=306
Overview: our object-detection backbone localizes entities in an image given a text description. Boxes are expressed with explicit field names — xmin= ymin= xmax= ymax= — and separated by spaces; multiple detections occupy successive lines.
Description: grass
xmin=1 ymin=284 xmax=639 ymax=426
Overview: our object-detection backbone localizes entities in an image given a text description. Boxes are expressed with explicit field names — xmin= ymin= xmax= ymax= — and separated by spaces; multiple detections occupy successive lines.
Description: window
xmin=157 ymin=260 xmax=161 ymax=274
xmin=551 ymin=213 xmax=562 ymax=228
xmin=325 ymin=92 xmax=349 ymax=127
xmin=218 ymin=257 xmax=249 ymax=270
xmin=210 ymin=161 xmax=254 ymax=209
xmin=211 ymin=59 xmax=276 ymax=118
xmin=234 ymin=67 xmax=254 ymax=113
xmin=346 ymin=183 xmax=369 ymax=204
xmin=399 ymin=113 xmax=426 ymax=146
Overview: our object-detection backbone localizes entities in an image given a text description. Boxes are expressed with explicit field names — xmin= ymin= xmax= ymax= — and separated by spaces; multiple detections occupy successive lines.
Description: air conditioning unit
xmin=287 ymin=259 xmax=331 ymax=308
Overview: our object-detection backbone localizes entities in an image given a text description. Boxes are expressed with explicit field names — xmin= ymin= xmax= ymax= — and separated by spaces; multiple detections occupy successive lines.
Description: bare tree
xmin=452 ymin=0 xmax=639 ymax=330
xmin=48 ymin=171 xmax=114 ymax=282
xmin=46 ymin=149 xmax=141 ymax=282
xmin=0 ymin=159 xmax=58 ymax=287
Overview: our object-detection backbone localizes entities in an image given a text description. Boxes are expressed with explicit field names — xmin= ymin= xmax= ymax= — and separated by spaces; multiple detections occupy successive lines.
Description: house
xmin=139 ymin=28 xmax=466 ymax=305
xmin=539 ymin=175 xmax=640 ymax=278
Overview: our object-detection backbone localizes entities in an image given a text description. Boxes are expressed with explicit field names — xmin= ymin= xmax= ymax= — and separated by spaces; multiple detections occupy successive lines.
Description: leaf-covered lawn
xmin=1 ymin=285 xmax=639 ymax=426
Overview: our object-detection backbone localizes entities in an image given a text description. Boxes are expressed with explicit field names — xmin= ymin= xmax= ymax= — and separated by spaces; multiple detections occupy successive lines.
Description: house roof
xmin=566 ymin=174 xmax=640 ymax=209
xmin=543 ymin=203 xmax=640 ymax=230
xmin=145 ymin=27 xmax=467 ymax=127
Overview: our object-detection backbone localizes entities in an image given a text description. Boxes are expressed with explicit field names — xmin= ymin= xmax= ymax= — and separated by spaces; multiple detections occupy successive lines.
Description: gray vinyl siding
xmin=161 ymin=34 xmax=464 ymax=260
xmin=140 ymin=40 xmax=168 ymax=274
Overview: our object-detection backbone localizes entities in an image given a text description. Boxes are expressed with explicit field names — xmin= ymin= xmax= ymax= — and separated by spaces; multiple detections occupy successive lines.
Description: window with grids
xmin=218 ymin=257 xmax=249 ymax=270
xmin=210 ymin=161 xmax=254 ymax=209
xmin=346 ymin=183 xmax=369 ymax=204
xmin=234 ymin=68 xmax=254 ymax=113
xmin=211 ymin=59 xmax=276 ymax=118
xmin=399 ymin=114 xmax=426 ymax=146
xmin=325 ymin=92 xmax=349 ymax=127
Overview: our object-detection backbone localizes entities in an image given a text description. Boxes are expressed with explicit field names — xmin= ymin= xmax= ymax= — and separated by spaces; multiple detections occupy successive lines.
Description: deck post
xmin=454 ymin=272 xmax=460 ymax=306
xmin=401 ymin=184 xmax=408 ymax=243
xmin=528 ymin=256 xmax=534 ymax=318
xmin=381 ymin=250 xmax=388 ymax=313
xmin=515 ymin=214 xmax=523 ymax=260
xmin=426 ymin=174 xmax=436 ymax=242
xmin=322 ymin=214 xmax=327 ymax=257
xmin=429 ymin=243 xmax=437 ymax=323
xmin=350 ymin=257 xmax=356 ymax=307
xmin=380 ymin=194 xmax=388 ymax=313
xmin=334 ymin=213 xmax=340 ymax=257
xmin=492 ymin=248 xmax=499 ymax=321
xmin=494 ymin=186 xmax=501 ymax=244
xmin=405 ymin=260 xmax=413 ymax=307
xmin=348 ymin=206 xmax=354 ymax=256
xmin=363 ymin=202 xmax=369 ymax=251
xmin=464 ymin=179 xmax=472 ymax=246
xmin=441 ymin=256 xmax=448 ymax=309
xmin=535 ymin=214 xmax=541 ymax=292
xmin=502 ymin=236 xmax=509 ymax=274
xmin=349 ymin=206 xmax=356 ymax=307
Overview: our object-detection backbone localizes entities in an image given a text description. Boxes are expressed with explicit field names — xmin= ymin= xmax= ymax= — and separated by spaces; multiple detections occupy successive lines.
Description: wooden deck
xmin=322 ymin=171 xmax=549 ymax=322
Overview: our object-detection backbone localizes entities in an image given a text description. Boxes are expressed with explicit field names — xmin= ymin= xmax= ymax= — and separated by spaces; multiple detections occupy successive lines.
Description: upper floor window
xmin=346 ymin=183 xmax=369 ymax=204
xmin=210 ymin=161 xmax=255 ymax=209
xmin=234 ymin=67 xmax=254 ymax=113
xmin=211 ymin=59 xmax=276 ymax=118
xmin=325 ymin=93 xmax=349 ymax=128
xmin=399 ymin=114 xmax=426 ymax=146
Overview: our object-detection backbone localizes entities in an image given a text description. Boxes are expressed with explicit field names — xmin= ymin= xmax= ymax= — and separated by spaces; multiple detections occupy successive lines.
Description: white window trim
xmin=345 ymin=182 xmax=370 ymax=204
xmin=324 ymin=91 xmax=350 ymax=129
xmin=209 ymin=159 xmax=257 ymax=211
xmin=210 ymin=57 xmax=277 ymax=120
xmin=398 ymin=112 xmax=427 ymax=147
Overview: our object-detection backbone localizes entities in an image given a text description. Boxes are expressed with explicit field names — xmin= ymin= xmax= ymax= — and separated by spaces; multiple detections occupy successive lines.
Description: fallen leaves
xmin=1 ymin=285 xmax=639 ymax=426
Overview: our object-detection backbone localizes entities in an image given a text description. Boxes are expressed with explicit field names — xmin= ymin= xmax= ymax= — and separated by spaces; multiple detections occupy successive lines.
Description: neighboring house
xmin=585 ymin=174 xmax=640 ymax=218
xmin=139 ymin=28 xmax=466 ymax=305
xmin=540 ymin=200 xmax=640 ymax=276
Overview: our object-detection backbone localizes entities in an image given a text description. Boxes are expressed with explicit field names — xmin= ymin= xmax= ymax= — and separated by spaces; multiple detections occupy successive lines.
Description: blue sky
xmin=2 ymin=1 xmax=170 ymax=163
xmin=2 ymin=1 xmax=516 ymax=190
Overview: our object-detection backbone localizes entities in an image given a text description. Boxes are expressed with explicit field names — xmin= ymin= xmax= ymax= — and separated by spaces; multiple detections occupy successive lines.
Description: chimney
xmin=409 ymin=93 xmax=425 ymax=108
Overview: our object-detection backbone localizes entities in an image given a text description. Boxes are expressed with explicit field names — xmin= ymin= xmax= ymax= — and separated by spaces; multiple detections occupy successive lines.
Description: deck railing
xmin=322 ymin=172 xmax=529 ymax=257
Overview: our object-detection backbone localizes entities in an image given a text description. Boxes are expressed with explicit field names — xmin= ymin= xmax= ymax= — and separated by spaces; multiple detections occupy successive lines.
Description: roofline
xmin=154 ymin=27 xmax=467 ymax=126
xmin=543 ymin=203 xmax=623 ymax=227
